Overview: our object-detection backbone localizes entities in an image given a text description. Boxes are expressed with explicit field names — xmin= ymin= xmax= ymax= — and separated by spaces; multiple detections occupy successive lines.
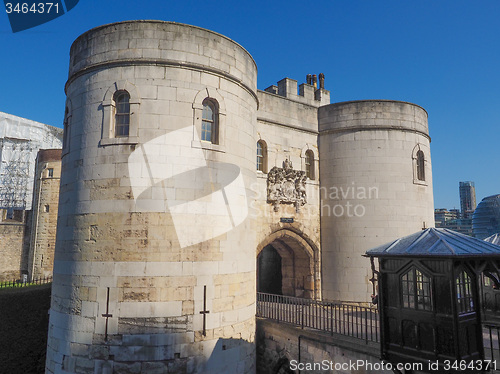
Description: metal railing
xmin=0 ymin=275 xmax=52 ymax=289
xmin=257 ymin=292 xmax=379 ymax=343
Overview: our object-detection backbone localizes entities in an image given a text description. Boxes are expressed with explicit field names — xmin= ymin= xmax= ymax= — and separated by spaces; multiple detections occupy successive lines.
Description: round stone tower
xmin=46 ymin=21 xmax=258 ymax=374
xmin=318 ymin=100 xmax=435 ymax=302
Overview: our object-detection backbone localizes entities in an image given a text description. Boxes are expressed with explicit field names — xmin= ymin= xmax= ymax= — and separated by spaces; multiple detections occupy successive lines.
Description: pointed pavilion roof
xmin=365 ymin=228 xmax=500 ymax=258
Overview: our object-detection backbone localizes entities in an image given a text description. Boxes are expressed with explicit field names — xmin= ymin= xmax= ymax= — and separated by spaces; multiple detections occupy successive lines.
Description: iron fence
xmin=256 ymin=292 xmax=379 ymax=343
xmin=0 ymin=275 xmax=52 ymax=289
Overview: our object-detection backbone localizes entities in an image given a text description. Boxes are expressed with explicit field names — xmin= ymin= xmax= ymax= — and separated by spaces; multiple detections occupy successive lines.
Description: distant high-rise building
xmin=459 ymin=181 xmax=476 ymax=219
xmin=435 ymin=208 xmax=473 ymax=236
xmin=434 ymin=208 xmax=460 ymax=226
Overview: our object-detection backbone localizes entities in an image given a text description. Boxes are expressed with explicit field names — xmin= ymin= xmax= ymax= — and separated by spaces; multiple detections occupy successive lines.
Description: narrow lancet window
xmin=257 ymin=140 xmax=266 ymax=172
xmin=305 ymin=150 xmax=314 ymax=179
xmin=416 ymin=150 xmax=425 ymax=181
xmin=114 ymin=91 xmax=130 ymax=137
xmin=202 ymin=99 xmax=217 ymax=144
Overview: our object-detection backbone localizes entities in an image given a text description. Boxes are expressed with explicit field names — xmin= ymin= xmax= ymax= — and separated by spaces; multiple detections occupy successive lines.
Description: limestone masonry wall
xmin=46 ymin=21 xmax=258 ymax=374
xmin=319 ymin=100 xmax=435 ymax=302
xmin=256 ymin=318 xmax=391 ymax=374
xmin=254 ymin=90 xmax=323 ymax=299
xmin=28 ymin=149 xmax=61 ymax=280
xmin=44 ymin=20 xmax=435 ymax=374
xmin=0 ymin=222 xmax=27 ymax=281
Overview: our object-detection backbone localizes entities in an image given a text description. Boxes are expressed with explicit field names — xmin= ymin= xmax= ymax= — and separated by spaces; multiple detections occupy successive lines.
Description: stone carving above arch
xmin=267 ymin=159 xmax=307 ymax=212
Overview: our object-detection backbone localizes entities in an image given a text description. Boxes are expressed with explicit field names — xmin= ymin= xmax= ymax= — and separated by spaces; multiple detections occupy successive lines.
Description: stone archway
xmin=257 ymin=229 xmax=320 ymax=299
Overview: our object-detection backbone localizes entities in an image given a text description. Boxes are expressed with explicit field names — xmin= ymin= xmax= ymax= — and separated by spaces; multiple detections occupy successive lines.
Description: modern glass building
xmin=472 ymin=194 xmax=500 ymax=239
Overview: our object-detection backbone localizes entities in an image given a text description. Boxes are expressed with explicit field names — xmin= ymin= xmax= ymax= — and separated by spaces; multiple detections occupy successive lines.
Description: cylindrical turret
xmin=46 ymin=21 xmax=258 ymax=374
xmin=28 ymin=149 xmax=61 ymax=280
xmin=318 ymin=100 xmax=434 ymax=302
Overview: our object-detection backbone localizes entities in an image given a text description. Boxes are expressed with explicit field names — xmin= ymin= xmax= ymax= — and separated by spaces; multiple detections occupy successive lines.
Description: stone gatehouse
xmin=45 ymin=21 xmax=434 ymax=374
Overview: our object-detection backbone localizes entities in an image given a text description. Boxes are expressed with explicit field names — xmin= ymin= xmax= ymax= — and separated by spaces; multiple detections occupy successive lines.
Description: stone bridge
xmin=256 ymin=293 xmax=500 ymax=374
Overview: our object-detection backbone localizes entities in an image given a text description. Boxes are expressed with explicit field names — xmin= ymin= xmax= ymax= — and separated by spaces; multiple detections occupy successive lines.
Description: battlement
xmin=264 ymin=74 xmax=330 ymax=106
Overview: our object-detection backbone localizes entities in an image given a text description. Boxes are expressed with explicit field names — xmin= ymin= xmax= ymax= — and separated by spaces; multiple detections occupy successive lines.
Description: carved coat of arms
xmin=267 ymin=159 xmax=307 ymax=212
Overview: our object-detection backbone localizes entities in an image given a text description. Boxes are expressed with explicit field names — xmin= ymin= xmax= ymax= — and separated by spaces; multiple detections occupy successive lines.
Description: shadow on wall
xmin=94 ymin=337 xmax=256 ymax=374
xmin=203 ymin=337 xmax=256 ymax=374
xmin=256 ymin=324 xmax=295 ymax=374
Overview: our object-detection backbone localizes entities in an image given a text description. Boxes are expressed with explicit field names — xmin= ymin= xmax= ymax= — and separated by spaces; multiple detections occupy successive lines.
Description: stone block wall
xmin=28 ymin=149 xmax=62 ymax=280
xmin=0 ymin=209 xmax=31 ymax=281
xmin=256 ymin=318 xmax=391 ymax=374
xmin=47 ymin=21 xmax=258 ymax=374
xmin=0 ymin=221 xmax=26 ymax=281
xmin=253 ymin=89 xmax=324 ymax=300
xmin=319 ymin=100 xmax=435 ymax=302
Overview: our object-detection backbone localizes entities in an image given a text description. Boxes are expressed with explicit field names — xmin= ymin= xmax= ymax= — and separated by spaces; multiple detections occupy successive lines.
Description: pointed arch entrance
xmin=257 ymin=229 xmax=320 ymax=299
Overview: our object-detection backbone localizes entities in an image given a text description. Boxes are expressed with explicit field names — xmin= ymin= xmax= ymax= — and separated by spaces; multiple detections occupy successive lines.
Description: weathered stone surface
xmin=256 ymin=318 xmax=391 ymax=374
xmin=28 ymin=149 xmax=62 ymax=280
xmin=47 ymin=21 xmax=258 ymax=374
xmin=318 ymin=100 xmax=434 ymax=302
xmin=0 ymin=221 xmax=28 ymax=281
xmin=45 ymin=20 xmax=434 ymax=374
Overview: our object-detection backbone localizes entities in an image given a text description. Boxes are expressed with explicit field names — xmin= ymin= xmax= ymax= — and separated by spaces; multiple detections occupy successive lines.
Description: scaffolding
xmin=0 ymin=111 xmax=63 ymax=215
xmin=0 ymin=138 xmax=32 ymax=213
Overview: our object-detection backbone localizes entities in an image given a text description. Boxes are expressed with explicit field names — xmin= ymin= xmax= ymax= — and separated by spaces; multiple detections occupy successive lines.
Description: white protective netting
xmin=0 ymin=111 xmax=63 ymax=211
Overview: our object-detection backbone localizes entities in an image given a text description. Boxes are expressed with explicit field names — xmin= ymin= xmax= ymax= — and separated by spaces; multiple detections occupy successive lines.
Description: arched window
xmin=401 ymin=267 xmax=432 ymax=311
xmin=114 ymin=91 xmax=130 ymax=137
xmin=101 ymin=81 xmax=140 ymax=145
xmin=257 ymin=140 xmax=267 ymax=172
xmin=456 ymin=270 xmax=474 ymax=313
xmin=305 ymin=150 xmax=314 ymax=180
xmin=416 ymin=150 xmax=425 ymax=181
xmin=202 ymin=99 xmax=218 ymax=144
xmin=192 ymin=88 xmax=226 ymax=151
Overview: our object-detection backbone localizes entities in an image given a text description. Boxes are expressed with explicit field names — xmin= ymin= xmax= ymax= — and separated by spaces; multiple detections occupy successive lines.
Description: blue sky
xmin=0 ymin=0 xmax=498 ymax=209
